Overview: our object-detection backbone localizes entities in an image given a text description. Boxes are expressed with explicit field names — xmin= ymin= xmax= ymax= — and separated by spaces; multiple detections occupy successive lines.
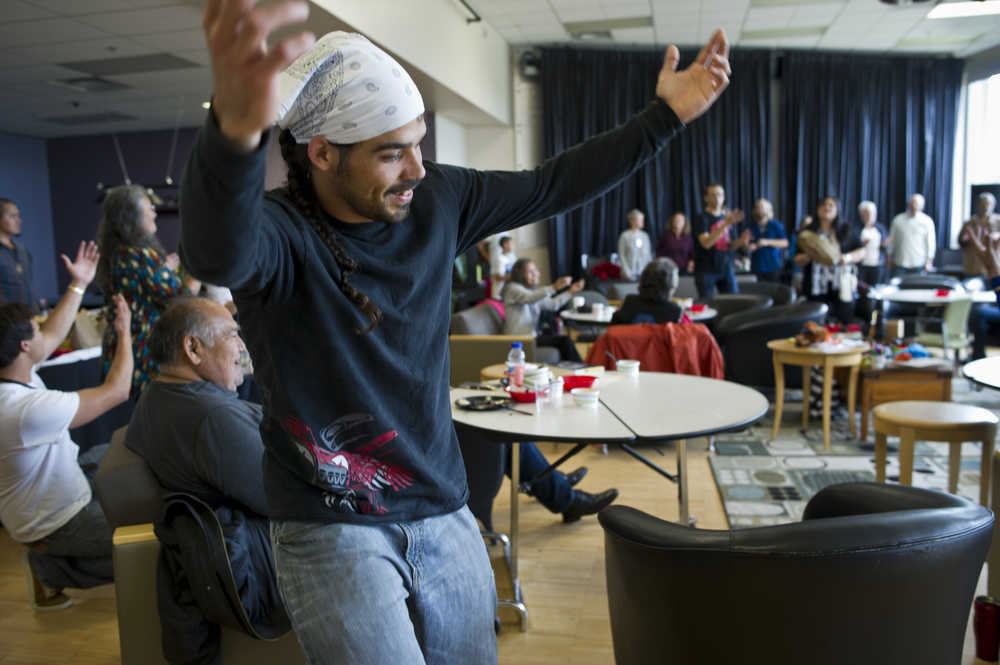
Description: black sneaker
xmin=562 ymin=488 xmax=619 ymax=523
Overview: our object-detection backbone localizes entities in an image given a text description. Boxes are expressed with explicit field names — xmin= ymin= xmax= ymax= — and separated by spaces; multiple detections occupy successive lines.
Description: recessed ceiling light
xmin=928 ymin=1 xmax=1000 ymax=19
xmin=201 ymin=101 xmax=211 ymax=109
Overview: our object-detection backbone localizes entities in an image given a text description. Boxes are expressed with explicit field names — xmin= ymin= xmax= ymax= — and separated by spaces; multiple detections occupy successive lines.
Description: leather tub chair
xmin=599 ymin=483 xmax=993 ymax=665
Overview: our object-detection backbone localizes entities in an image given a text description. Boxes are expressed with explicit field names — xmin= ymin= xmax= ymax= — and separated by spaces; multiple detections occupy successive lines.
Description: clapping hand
xmin=569 ymin=279 xmax=585 ymax=293
xmin=656 ymin=29 xmax=731 ymax=124
xmin=554 ymin=276 xmax=573 ymax=290
xmin=725 ymin=209 xmax=744 ymax=227
xmin=969 ymin=225 xmax=1000 ymax=279
xmin=60 ymin=240 xmax=99 ymax=287
xmin=111 ymin=294 xmax=132 ymax=339
xmin=204 ymin=0 xmax=316 ymax=151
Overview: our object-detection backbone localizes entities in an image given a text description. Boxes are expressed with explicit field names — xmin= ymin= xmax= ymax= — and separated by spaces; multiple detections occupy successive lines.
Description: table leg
xmin=899 ymin=428 xmax=915 ymax=487
xmin=948 ymin=441 xmax=961 ymax=495
xmin=875 ymin=430 xmax=888 ymax=482
xmin=677 ymin=439 xmax=690 ymax=526
xmin=802 ymin=366 xmax=811 ymax=431
xmin=822 ymin=359 xmax=833 ymax=450
xmin=847 ymin=363 xmax=859 ymax=440
xmin=771 ymin=356 xmax=785 ymax=441
xmin=507 ymin=441 xmax=528 ymax=631
xmin=982 ymin=434 xmax=996 ymax=507
xmin=861 ymin=384 xmax=870 ymax=443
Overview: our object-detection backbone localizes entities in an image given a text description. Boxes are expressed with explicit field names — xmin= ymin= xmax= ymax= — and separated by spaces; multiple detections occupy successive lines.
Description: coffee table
xmin=868 ymin=286 xmax=995 ymax=305
xmin=451 ymin=371 xmax=768 ymax=630
xmin=963 ymin=357 xmax=1000 ymax=391
xmin=560 ymin=308 xmax=616 ymax=325
xmin=768 ymin=338 xmax=869 ymax=449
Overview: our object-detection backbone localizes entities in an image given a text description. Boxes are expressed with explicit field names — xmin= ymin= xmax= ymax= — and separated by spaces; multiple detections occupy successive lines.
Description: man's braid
xmin=278 ymin=129 xmax=382 ymax=334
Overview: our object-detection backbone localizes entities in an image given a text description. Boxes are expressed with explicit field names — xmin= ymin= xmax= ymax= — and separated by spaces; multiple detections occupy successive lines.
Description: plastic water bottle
xmin=506 ymin=342 xmax=526 ymax=388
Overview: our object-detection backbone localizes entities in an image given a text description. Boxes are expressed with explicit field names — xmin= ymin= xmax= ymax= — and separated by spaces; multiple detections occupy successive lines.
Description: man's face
xmin=321 ymin=116 xmax=427 ymax=223
xmin=629 ymin=214 xmax=645 ymax=230
xmin=908 ymin=195 xmax=924 ymax=215
xmin=192 ymin=305 xmax=247 ymax=392
xmin=25 ymin=320 xmax=44 ymax=365
xmin=704 ymin=186 xmax=724 ymax=210
xmin=138 ymin=196 xmax=157 ymax=236
xmin=753 ymin=199 xmax=772 ymax=222
xmin=977 ymin=196 xmax=996 ymax=217
xmin=859 ymin=206 xmax=875 ymax=226
xmin=0 ymin=203 xmax=22 ymax=237
xmin=523 ymin=262 xmax=540 ymax=287
xmin=500 ymin=238 xmax=512 ymax=253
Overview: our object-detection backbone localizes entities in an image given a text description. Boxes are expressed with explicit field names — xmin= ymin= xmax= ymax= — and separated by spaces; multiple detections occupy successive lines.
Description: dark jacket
xmin=611 ymin=294 xmax=683 ymax=325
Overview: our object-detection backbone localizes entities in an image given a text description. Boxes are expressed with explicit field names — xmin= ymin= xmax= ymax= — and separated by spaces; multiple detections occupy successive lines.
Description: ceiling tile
xmin=610 ymin=27 xmax=657 ymax=43
xmin=8 ymin=37 xmax=156 ymax=65
xmin=553 ymin=6 xmax=607 ymax=22
xmin=75 ymin=5 xmax=202 ymax=35
xmin=2 ymin=0 xmax=58 ymax=21
xmin=132 ymin=29 xmax=208 ymax=52
xmin=0 ymin=18 xmax=110 ymax=48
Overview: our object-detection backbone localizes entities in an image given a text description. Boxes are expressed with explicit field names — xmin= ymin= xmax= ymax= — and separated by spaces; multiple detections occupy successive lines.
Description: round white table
xmin=868 ymin=286 xmax=995 ymax=305
xmin=451 ymin=371 xmax=768 ymax=631
xmin=686 ymin=306 xmax=718 ymax=322
xmin=963 ymin=357 xmax=1000 ymax=391
xmin=559 ymin=307 xmax=616 ymax=324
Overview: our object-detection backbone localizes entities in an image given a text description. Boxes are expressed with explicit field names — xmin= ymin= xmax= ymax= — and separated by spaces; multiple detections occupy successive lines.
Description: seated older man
xmin=126 ymin=296 xmax=265 ymax=515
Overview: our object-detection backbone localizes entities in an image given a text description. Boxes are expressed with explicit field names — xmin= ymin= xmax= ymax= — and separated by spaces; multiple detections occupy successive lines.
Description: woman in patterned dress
xmin=96 ymin=185 xmax=200 ymax=396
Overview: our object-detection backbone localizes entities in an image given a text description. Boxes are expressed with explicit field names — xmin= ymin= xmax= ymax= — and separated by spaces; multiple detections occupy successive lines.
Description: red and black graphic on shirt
xmin=284 ymin=413 xmax=415 ymax=515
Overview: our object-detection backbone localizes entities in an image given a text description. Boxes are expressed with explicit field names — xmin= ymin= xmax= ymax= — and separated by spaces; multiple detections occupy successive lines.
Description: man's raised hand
xmin=656 ymin=29 xmax=731 ymax=124
xmin=205 ymin=0 xmax=315 ymax=151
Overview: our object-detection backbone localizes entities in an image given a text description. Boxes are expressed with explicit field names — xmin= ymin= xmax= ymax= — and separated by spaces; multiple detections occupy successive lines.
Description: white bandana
xmin=276 ymin=31 xmax=425 ymax=145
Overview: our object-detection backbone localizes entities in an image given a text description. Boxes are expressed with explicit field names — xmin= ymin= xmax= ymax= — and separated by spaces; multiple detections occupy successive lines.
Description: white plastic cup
xmin=616 ymin=359 xmax=640 ymax=375
xmin=572 ymin=295 xmax=586 ymax=310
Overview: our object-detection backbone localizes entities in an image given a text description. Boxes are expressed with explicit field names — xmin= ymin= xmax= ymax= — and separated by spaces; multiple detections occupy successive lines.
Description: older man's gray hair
xmin=858 ymin=200 xmax=877 ymax=218
xmin=148 ymin=297 xmax=221 ymax=366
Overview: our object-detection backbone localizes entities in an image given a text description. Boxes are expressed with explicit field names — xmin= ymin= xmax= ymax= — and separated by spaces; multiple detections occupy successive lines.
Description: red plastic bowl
xmin=562 ymin=375 xmax=597 ymax=391
xmin=690 ymin=304 xmax=706 ymax=312
xmin=506 ymin=388 xmax=536 ymax=403
xmin=935 ymin=289 xmax=950 ymax=296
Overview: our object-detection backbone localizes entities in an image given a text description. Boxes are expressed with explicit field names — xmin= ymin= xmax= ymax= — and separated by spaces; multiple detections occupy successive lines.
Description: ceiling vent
xmin=60 ymin=53 xmax=200 ymax=77
xmin=564 ymin=16 xmax=652 ymax=41
xmin=42 ymin=111 xmax=137 ymax=126
xmin=47 ymin=77 xmax=130 ymax=93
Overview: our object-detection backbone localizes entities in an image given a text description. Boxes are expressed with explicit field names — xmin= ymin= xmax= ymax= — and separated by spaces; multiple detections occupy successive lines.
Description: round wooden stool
xmin=873 ymin=400 xmax=998 ymax=506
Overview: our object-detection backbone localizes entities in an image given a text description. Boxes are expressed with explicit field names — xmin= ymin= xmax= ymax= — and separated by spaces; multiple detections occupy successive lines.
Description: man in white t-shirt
xmin=887 ymin=193 xmax=936 ymax=277
xmin=0 ymin=241 xmax=134 ymax=611
xmin=489 ymin=235 xmax=517 ymax=300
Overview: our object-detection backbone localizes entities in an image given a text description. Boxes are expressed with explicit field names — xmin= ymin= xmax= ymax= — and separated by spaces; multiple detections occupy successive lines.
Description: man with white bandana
xmin=181 ymin=1 xmax=732 ymax=663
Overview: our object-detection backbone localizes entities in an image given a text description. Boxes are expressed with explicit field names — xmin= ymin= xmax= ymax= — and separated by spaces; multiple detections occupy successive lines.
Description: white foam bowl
xmin=571 ymin=387 xmax=600 ymax=407
xmin=616 ymin=359 xmax=640 ymax=374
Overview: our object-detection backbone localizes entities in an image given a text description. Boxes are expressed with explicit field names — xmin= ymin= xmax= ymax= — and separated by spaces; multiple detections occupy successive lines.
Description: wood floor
xmin=0 ymin=434 xmax=984 ymax=664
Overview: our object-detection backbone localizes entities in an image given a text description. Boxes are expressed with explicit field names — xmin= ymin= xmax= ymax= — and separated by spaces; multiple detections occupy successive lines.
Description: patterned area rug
xmin=708 ymin=378 xmax=1000 ymax=529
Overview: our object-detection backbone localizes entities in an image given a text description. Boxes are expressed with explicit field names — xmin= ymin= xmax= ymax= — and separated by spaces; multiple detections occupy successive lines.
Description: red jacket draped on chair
xmin=585 ymin=323 xmax=724 ymax=379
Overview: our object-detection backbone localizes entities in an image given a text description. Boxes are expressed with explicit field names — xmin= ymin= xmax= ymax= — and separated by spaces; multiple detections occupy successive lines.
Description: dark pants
xmin=504 ymin=442 xmax=575 ymax=513
xmin=695 ymin=266 xmax=738 ymax=299
xmin=971 ymin=303 xmax=1000 ymax=359
xmin=537 ymin=334 xmax=583 ymax=362
xmin=754 ymin=270 xmax=781 ymax=283
xmin=807 ymin=288 xmax=854 ymax=325
xmin=857 ymin=265 xmax=884 ymax=287
xmin=27 ymin=444 xmax=114 ymax=590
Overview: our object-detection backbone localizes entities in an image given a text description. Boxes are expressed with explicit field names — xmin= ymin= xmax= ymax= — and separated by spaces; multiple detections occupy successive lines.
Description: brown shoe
xmin=23 ymin=553 xmax=73 ymax=612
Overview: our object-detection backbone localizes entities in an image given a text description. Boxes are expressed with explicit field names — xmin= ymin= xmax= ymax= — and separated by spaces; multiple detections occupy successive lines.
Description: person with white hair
xmin=959 ymin=192 xmax=1000 ymax=277
xmin=618 ymin=209 xmax=653 ymax=280
xmin=746 ymin=198 xmax=788 ymax=282
xmin=855 ymin=200 xmax=888 ymax=286
xmin=887 ymin=193 xmax=936 ymax=277
xmin=180 ymin=1 xmax=732 ymax=662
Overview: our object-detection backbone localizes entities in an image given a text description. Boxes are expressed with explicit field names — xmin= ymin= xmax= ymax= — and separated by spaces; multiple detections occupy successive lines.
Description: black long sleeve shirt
xmin=179 ymin=100 xmax=684 ymax=524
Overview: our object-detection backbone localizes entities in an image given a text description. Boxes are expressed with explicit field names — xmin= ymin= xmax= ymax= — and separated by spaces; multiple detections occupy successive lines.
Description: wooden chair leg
xmin=948 ymin=440 xmax=962 ymax=495
xmin=982 ymin=434 xmax=996 ymax=507
xmin=771 ymin=357 xmax=785 ymax=441
xmin=898 ymin=427 xmax=916 ymax=487
xmin=874 ymin=429 xmax=888 ymax=483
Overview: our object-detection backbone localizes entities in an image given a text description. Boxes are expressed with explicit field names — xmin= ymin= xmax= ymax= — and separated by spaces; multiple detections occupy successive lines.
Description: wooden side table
xmin=857 ymin=365 xmax=952 ymax=441
xmin=873 ymin=400 xmax=998 ymax=506
xmin=767 ymin=338 xmax=868 ymax=450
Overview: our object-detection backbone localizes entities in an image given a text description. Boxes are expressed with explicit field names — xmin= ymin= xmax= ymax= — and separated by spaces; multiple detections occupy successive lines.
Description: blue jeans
xmin=972 ymin=303 xmax=1000 ymax=359
xmin=271 ymin=506 xmax=497 ymax=665
xmin=695 ymin=266 xmax=737 ymax=299
xmin=505 ymin=442 xmax=574 ymax=513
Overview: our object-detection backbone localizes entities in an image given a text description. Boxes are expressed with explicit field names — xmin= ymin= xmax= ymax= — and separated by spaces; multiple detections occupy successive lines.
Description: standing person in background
xmin=488 ymin=235 xmax=517 ymax=300
xmin=794 ymin=196 xmax=864 ymax=324
xmin=0 ymin=198 xmax=39 ymax=311
xmin=617 ymin=209 xmax=653 ymax=281
xmin=692 ymin=183 xmax=749 ymax=298
xmin=656 ymin=212 xmax=694 ymax=274
xmin=96 ymin=185 xmax=201 ymax=397
xmin=784 ymin=214 xmax=811 ymax=293
xmin=855 ymin=200 xmax=888 ymax=287
xmin=887 ymin=193 xmax=936 ymax=277
xmin=746 ymin=198 xmax=787 ymax=282
xmin=959 ymin=193 xmax=1000 ymax=278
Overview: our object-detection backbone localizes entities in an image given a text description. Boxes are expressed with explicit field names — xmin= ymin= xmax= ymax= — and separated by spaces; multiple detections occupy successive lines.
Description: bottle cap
xmin=511 ymin=342 xmax=523 ymax=349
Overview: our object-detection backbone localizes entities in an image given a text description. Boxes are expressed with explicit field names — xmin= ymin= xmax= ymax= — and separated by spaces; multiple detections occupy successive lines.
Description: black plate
xmin=454 ymin=395 xmax=513 ymax=411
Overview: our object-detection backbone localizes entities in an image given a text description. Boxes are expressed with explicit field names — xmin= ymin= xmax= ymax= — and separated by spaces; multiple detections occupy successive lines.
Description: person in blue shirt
xmin=746 ymin=198 xmax=788 ymax=282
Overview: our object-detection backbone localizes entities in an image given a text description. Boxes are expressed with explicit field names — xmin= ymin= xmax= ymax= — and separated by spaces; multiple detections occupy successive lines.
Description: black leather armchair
xmin=707 ymin=293 xmax=772 ymax=320
xmin=736 ymin=280 xmax=795 ymax=306
xmin=598 ymin=483 xmax=993 ymax=665
xmin=714 ymin=301 xmax=828 ymax=388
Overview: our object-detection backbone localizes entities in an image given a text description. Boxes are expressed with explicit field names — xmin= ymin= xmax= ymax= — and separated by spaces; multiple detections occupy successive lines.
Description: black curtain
xmin=541 ymin=47 xmax=773 ymax=279
xmin=780 ymin=52 xmax=963 ymax=247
